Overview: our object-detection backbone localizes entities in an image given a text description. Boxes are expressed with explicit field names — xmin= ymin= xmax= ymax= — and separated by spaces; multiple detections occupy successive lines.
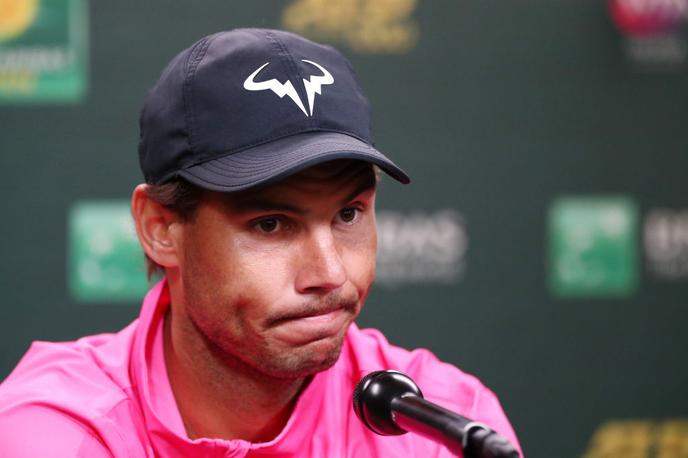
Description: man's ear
xmin=131 ymin=184 xmax=183 ymax=270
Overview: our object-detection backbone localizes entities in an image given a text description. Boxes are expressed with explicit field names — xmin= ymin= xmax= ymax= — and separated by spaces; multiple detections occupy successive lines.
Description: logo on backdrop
xmin=68 ymin=201 xmax=149 ymax=303
xmin=376 ymin=210 xmax=468 ymax=287
xmin=609 ymin=0 xmax=688 ymax=67
xmin=644 ymin=209 xmax=688 ymax=279
xmin=548 ymin=197 xmax=688 ymax=298
xmin=581 ymin=418 xmax=688 ymax=457
xmin=0 ymin=0 xmax=88 ymax=103
xmin=610 ymin=0 xmax=687 ymax=35
xmin=282 ymin=0 xmax=419 ymax=54
xmin=548 ymin=196 xmax=639 ymax=298
xmin=243 ymin=60 xmax=334 ymax=116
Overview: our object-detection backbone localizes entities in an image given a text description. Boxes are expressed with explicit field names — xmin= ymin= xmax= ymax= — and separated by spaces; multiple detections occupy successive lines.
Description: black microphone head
xmin=353 ymin=370 xmax=423 ymax=436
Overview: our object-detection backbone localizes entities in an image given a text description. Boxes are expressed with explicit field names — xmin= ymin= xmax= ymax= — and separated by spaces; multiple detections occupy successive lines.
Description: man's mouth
xmin=268 ymin=297 xmax=358 ymax=325
xmin=271 ymin=302 xmax=351 ymax=323
xmin=267 ymin=300 xmax=358 ymax=345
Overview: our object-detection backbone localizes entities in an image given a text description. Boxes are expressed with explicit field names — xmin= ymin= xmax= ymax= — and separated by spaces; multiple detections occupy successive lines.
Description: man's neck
xmin=163 ymin=304 xmax=308 ymax=443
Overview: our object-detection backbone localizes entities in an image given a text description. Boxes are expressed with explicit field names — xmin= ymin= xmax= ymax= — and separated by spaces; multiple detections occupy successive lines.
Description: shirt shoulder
xmin=0 ymin=322 xmax=141 ymax=457
xmin=343 ymin=325 xmax=522 ymax=455
xmin=0 ymin=404 xmax=113 ymax=458
xmin=0 ymin=323 xmax=138 ymax=408
xmin=345 ymin=325 xmax=485 ymax=410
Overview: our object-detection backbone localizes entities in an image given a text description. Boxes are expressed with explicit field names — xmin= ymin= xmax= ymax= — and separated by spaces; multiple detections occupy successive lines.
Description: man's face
xmin=176 ymin=160 xmax=377 ymax=379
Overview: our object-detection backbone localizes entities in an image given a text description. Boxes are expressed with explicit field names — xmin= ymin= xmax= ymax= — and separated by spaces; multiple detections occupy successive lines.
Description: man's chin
xmin=262 ymin=336 xmax=346 ymax=379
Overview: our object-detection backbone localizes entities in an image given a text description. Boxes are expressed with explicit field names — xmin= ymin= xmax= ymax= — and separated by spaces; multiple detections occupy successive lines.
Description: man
xmin=0 ymin=29 xmax=521 ymax=457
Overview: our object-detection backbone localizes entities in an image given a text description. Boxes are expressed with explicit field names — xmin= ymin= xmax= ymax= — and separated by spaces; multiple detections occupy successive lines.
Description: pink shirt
xmin=0 ymin=281 xmax=522 ymax=457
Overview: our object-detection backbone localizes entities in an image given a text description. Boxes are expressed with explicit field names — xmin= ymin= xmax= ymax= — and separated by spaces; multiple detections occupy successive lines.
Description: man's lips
xmin=270 ymin=303 xmax=352 ymax=324
xmin=267 ymin=301 xmax=357 ymax=345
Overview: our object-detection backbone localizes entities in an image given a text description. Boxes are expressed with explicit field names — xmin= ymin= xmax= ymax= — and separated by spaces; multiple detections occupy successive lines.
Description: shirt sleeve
xmin=469 ymin=387 xmax=523 ymax=457
xmin=0 ymin=405 xmax=114 ymax=458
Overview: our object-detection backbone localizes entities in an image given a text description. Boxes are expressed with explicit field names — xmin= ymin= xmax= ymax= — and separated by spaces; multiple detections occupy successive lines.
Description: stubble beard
xmin=182 ymin=282 xmax=359 ymax=381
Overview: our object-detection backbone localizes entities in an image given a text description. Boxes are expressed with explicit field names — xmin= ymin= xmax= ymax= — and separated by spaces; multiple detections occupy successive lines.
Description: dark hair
xmin=143 ymin=179 xmax=204 ymax=279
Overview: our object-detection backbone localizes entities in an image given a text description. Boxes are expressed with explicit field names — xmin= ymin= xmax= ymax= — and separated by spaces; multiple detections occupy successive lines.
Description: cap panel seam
xmin=264 ymin=31 xmax=314 ymax=128
xmin=264 ymin=31 xmax=296 ymax=78
xmin=342 ymin=54 xmax=373 ymax=141
xmin=182 ymin=34 xmax=217 ymax=157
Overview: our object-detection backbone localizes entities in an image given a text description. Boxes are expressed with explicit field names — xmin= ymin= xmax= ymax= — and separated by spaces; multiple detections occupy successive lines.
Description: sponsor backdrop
xmin=1 ymin=0 xmax=687 ymax=456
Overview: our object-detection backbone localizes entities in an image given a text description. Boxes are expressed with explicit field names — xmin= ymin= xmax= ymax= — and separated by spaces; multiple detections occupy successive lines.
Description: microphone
xmin=353 ymin=370 xmax=520 ymax=458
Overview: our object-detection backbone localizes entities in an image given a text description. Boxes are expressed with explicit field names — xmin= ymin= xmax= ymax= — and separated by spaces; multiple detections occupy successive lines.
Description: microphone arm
xmin=353 ymin=370 xmax=519 ymax=458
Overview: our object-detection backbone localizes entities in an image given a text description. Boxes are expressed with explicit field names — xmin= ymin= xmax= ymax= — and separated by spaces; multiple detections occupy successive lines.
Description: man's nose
xmin=295 ymin=227 xmax=347 ymax=294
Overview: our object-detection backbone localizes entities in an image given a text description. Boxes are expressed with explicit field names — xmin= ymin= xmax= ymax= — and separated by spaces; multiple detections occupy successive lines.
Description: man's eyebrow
xmin=228 ymin=199 xmax=306 ymax=214
xmin=226 ymin=174 xmax=376 ymax=214
xmin=341 ymin=178 xmax=376 ymax=205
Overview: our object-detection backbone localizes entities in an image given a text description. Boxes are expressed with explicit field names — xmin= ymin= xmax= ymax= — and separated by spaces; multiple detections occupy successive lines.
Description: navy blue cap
xmin=138 ymin=28 xmax=410 ymax=192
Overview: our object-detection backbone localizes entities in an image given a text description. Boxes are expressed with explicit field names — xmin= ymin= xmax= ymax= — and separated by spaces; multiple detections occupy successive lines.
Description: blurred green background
xmin=1 ymin=1 xmax=687 ymax=457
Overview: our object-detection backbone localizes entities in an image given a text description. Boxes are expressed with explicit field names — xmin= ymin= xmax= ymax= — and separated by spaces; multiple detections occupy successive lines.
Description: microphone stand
xmin=353 ymin=370 xmax=519 ymax=458
xmin=392 ymin=394 xmax=518 ymax=458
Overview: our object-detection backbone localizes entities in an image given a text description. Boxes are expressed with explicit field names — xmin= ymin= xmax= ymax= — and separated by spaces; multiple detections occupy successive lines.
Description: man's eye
xmin=338 ymin=207 xmax=359 ymax=224
xmin=256 ymin=218 xmax=280 ymax=233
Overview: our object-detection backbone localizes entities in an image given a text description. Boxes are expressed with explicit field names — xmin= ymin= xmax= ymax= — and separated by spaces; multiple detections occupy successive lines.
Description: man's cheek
xmin=237 ymin=259 xmax=294 ymax=302
xmin=345 ymin=250 xmax=376 ymax=286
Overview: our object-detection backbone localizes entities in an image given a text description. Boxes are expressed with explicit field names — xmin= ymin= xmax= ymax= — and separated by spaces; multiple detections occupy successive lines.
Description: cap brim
xmin=178 ymin=132 xmax=410 ymax=192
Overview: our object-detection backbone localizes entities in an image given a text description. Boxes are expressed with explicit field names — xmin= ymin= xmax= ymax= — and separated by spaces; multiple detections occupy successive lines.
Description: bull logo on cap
xmin=243 ymin=59 xmax=334 ymax=117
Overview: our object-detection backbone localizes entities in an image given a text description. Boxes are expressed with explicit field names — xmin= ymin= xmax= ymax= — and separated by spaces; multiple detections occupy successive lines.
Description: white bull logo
xmin=243 ymin=59 xmax=334 ymax=116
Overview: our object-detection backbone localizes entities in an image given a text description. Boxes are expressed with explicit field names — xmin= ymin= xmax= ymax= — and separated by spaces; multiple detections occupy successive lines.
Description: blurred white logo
xmin=376 ymin=210 xmax=468 ymax=287
xmin=644 ymin=209 xmax=688 ymax=279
